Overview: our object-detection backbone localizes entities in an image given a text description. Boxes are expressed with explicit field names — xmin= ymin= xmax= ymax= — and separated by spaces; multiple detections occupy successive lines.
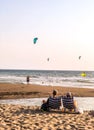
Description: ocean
xmin=0 ymin=69 xmax=94 ymax=88
xmin=0 ymin=69 xmax=94 ymax=110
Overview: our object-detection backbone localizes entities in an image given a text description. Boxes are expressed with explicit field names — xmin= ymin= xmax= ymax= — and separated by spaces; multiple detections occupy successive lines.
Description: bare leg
xmin=73 ymin=100 xmax=78 ymax=112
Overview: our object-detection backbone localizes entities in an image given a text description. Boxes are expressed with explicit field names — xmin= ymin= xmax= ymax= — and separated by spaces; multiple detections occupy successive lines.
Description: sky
xmin=0 ymin=0 xmax=94 ymax=70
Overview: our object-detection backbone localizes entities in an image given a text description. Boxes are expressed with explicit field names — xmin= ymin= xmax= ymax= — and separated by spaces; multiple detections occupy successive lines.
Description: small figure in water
xmin=81 ymin=72 xmax=86 ymax=77
xmin=26 ymin=76 xmax=30 ymax=84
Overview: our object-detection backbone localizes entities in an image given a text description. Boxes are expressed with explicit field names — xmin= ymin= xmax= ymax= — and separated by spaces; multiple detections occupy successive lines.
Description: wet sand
xmin=0 ymin=104 xmax=94 ymax=130
xmin=0 ymin=83 xmax=94 ymax=99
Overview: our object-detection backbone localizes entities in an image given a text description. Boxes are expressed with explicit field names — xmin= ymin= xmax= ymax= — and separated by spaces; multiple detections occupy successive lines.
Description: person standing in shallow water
xmin=26 ymin=76 xmax=30 ymax=84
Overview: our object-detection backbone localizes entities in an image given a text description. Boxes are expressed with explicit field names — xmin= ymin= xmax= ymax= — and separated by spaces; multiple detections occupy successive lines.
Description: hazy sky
xmin=0 ymin=0 xmax=94 ymax=70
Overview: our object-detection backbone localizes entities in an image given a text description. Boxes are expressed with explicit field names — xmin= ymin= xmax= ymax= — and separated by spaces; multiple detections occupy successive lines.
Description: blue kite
xmin=33 ymin=37 xmax=38 ymax=44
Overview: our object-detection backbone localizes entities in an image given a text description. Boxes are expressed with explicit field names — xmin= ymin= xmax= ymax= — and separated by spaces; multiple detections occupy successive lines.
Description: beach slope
xmin=0 ymin=83 xmax=94 ymax=99
xmin=0 ymin=104 xmax=94 ymax=129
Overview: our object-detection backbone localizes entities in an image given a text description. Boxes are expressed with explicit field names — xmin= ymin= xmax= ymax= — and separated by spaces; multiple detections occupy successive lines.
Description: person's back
xmin=63 ymin=93 xmax=74 ymax=110
xmin=62 ymin=92 xmax=78 ymax=112
xmin=48 ymin=96 xmax=61 ymax=109
xmin=47 ymin=90 xmax=62 ymax=110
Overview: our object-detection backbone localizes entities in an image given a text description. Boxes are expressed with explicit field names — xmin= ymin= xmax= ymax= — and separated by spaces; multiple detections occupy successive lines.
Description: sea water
xmin=0 ymin=69 xmax=94 ymax=110
xmin=0 ymin=69 xmax=94 ymax=88
xmin=0 ymin=97 xmax=94 ymax=111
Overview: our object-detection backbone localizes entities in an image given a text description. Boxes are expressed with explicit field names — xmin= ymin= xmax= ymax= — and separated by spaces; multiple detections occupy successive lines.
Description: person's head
xmin=42 ymin=100 xmax=46 ymax=103
xmin=66 ymin=92 xmax=73 ymax=98
xmin=53 ymin=89 xmax=58 ymax=97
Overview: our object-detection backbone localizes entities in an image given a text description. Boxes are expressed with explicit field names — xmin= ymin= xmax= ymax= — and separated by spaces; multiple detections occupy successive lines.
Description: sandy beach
xmin=0 ymin=83 xmax=94 ymax=129
xmin=0 ymin=104 xmax=94 ymax=130
xmin=0 ymin=83 xmax=94 ymax=100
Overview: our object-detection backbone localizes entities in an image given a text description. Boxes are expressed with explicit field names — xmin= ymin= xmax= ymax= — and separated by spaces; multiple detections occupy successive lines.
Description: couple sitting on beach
xmin=41 ymin=89 xmax=78 ymax=113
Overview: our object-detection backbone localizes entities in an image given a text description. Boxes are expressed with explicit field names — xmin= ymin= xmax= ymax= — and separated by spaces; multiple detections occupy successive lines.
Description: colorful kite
xmin=33 ymin=37 xmax=38 ymax=44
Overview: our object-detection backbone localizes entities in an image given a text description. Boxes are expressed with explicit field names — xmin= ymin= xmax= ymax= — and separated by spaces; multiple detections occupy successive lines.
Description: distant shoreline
xmin=0 ymin=83 xmax=94 ymax=100
xmin=0 ymin=69 xmax=94 ymax=89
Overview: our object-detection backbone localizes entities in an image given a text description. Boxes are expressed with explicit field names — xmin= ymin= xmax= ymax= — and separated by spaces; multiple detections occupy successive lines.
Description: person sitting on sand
xmin=47 ymin=89 xmax=62 ymax=110
xmin=41 ymin=99 xmax=49 ymax=111
xmin=62 ymin=92 xmax=78 ymax=112
xmin=41 ymin=89 xmax=62 ymax=111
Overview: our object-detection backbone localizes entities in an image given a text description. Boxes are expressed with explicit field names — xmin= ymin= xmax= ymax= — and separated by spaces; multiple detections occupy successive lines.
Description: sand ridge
xmin=0 ymin=83 xmax=94 ymax=99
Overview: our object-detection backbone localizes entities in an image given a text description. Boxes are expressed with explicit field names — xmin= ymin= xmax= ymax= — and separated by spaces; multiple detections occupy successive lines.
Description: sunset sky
xmin=0 ymin=0 xmax=94 ymax=70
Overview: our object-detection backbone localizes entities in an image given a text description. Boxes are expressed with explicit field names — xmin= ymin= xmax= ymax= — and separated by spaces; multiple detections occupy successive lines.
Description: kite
xmin=79 ymin=56 xmax=81 ymax=60
xmin=47 ymin=58 xmax=49 ymax=61
xmin=33 ymin=37 xmax=38 ymax=44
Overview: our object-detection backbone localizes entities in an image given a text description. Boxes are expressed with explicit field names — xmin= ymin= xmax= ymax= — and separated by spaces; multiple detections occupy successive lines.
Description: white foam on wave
xmin=0 ymin=70 xmax=94 ymax=88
